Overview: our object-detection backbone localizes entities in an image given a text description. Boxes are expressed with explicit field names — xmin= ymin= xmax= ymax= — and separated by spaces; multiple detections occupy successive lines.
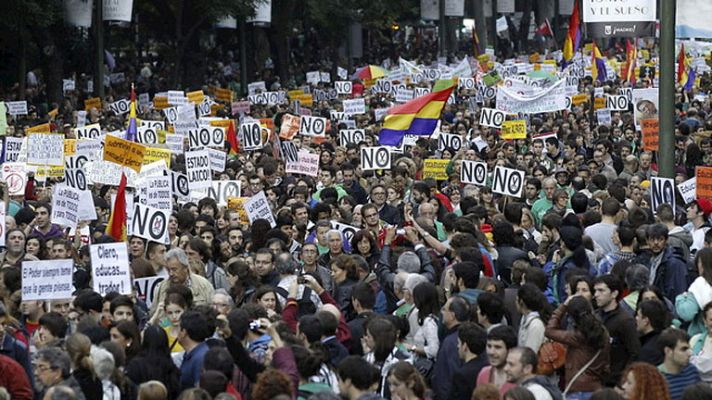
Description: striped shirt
xmin=658 ymin=363 xmax=701 ymax=400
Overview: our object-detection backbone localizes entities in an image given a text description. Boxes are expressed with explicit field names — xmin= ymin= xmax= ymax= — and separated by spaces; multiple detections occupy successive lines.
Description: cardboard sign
xmin=207 ymin=180 xmax=242 ymax=206
xmin=299 ymin=116 xmax=327 ymax=137
xmin=27 ymin=133 xmax=64 ymax=166
xmin=64 ymin=156 xmax=88 ymax=191
xmin=142 ymin=176 xmax=172 ymax=210
xmin=207 ymin=148 xmax=226 ymax=172
xmin=479 ymin=108 xmax=506 ymax=129
xmin=109 ymin=99 xmax=131 ymax=115
xmin=248 ymin=81 xmax=267 ymax=96
xmin=4 ymin=162 xmax=28 ymax=195
xmin=26 ymin=123 xmax=51 ymax=134
xmin=169 ymin=171 xmax=191 ymax=200
xmin=90 ymin=243 xmax=131 ymax=296
xmin=103 ymin=135 xmax=146 ymax=172
xmin=244 ymin=191 xmax=276 ymax=227
xmin=280 ymin=141 xmax=298 ymax=163
xmin=596 ymin=109 xmax=612 ymax=126
xmin=423 ymin=159 xmax=450 ymax=180
xmin=184 ymin=150 xmax=212 ymax=190
xmin=4 ymin=137 xmax=23 ymax=162
xmin=133 ymin=276 xmax=166 ymax=309
xmin=697 ymin=166 xmax=712 ymax=201
xmin=361 ymin=146 xmax=391 ymax=171
xmin=232 ymin=101 xmax=251 ymax=115
xmin=650 ymin=177 xmax=675 ymax=215
xmin=279 ymin=114 xmax=301 ymax=140
xmin=84 ymin=97 xmax=102 ymax=111
xmin=165 ymin=134 xmax=184 ymax=154
xmin=606 ymin=95 xmax=629 ymax=111
xmin=395 ymin=88 xmax=415 ymax=103
xmin=143 ymin=147 xmax=172 ymax=168
xmin=339 ymin=129 xmax=366 ymax=146
xmin=343 ymin=99 xmax=366 ymax=115
xmin=21 ymin=260 xmax=74 ymax=301
xmin=593 ymin=97 xmax=606 ymax=110
xmin=501 ymin=120 xmax=527 ymax=139
xmin=131 ymin=203 xmax=170 ymax=244
xmin=492 ymin=166 xmax=525 ymax=197
xmin=461 ymin=160 xmax=488 ymax=186
xmin=335 ymin=81 xmax=353 ymax=95
xmin=51 ymin=185 xmax=82 ymax=228
xmin=6 ymin=101 xmax=28 ymax=116
xmin=286 ymin=151 xmax=320 ymax=177
xmin=641 ymin=119 xmax=659 ymax=151
xmin=240 ymin=122 xmax=267 ymax=150
xmin=438 ymin=133 xmax=463 ymax=151
xmin=74 ymin=123 xmax=102 ymax=140
xmin=137 ymin=126 xmax=159 ymax=144
xmin=678 ymin=177 xmax=697 ymax=204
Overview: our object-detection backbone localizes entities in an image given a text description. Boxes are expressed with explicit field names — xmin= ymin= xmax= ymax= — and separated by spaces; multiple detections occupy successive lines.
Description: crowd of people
xmin=1 ymin=31 xmax=712 ymax=400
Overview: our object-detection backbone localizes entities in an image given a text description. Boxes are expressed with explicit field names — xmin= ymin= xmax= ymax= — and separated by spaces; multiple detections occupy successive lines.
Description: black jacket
xmin=598 ymin=304 xmax=641 ymax=386
xmin=378 ymin=203 xmax=402 ymax=226
xmin=637 ymin=330 xmax=663 ymax=366
xmin=450 ymin=356 xmax=489 ymax=400
xmin=348 ymin=311 xmax=376 ymax=355
xmin=495 ymin=246 xmax=529 ymax=285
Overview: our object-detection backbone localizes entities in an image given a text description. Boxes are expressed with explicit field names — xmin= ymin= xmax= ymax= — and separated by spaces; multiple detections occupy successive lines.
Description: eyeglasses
xmin=372 ymin=191 xmax=385 ymax=196
xmin=364 ymin=213 xmax=379 ymax=219
xmin=35 ymin=364 xmax=56 ymax=373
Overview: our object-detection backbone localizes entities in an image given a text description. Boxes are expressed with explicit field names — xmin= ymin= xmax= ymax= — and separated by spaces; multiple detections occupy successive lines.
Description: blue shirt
xmin=180 ymin=341 xmax=209 ymax=390
xmin=659 ymin=363 xmax=701 ymax=400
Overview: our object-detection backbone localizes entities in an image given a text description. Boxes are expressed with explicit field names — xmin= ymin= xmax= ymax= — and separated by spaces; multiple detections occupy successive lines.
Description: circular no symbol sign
xmin=150 ymin=213 xmax=166 ymax=240
xmin=508 ymin=173 xmax=522 ymax=195
xmin=375 ymin=148 xmax=389 ymax=167
xmin=475 ymin=164 xmax=486 ymax=182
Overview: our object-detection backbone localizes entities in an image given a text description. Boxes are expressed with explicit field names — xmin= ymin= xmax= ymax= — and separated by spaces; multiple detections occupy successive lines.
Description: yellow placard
xmin=288 ymin=90 xmax=305 ymax=100
xmin=213 ymin=87 xmax=233 ymax=103
xmin=227 ymin=197 xmax=250 ymax=225
xmin=64 ymin=139 xmax=77 ymax=156
xmin=594 ymin=97 xmax=606 ymax=110
xmin=572 ymin=94 xmax=589 ymax=105
xmin=153 ymin=96 xmax=169 ymax=110
xmin=501 ymin=120 xmax=527 ymax=140
xmin=157 ymin=129 xmax=167 ymax=144
xmin=48 ymin=108 xmax=59 ymax=119
xmin=84 ymin=97 xmax=102 ymax=111
xmin=36 ymin=165 xmax=64 ymax=179
xmin=187 ymin=90 xmax=205 ymax=104
xmin=143 ymin=147 xmax=172 ymax=168
xmin=543 ymin=60 xmax=557 ymax=65
xmin=209 ymin=119 xmax=232 ymax=129
xmin=294 ymin=94 xmax=313 ymax=107
xmin=103 ymin=135 xmax=146 ymax=172
xmin=26 ymin=123 xmax=52 ymax=134
xmin=423 ymin=159 xmax=450 ymax=180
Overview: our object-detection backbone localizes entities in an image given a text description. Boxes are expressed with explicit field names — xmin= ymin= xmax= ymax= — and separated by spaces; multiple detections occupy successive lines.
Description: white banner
xmin=496 ymin=79 xmax=568 ymax=114
xmin=74 ymin=123 xmax=102 ymax=140
xmin=91 ymin=243 xmax=131 ymax=295
xmin=188 ymin=125 xmax=225 ymax=149
xmin=64 ymin=0 xmax=93 ymax=27
xmin=343 ymin=99 xmax=366 ymax=115
xmin=5 ymin=101 xmax=28 ymax=116
xmin=103 ymin=0 xmax=133 ymax=22
xmin=583 ymin=0 xmax=656 ymax=22
xmin=21 ymin=260 xmax=74 ymax=301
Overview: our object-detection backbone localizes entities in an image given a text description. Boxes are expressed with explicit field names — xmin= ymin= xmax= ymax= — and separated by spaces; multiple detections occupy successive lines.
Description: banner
xmin=697 ymin=166 xmax=712 ymax=200
xmin=64 ymin=0 xmax=93 ymax=27
xmin=27 ymin=133 xmax=65 ymax=166
xmin=650 ymin=177 xmax=676 ymax=215
xmin=2 ymin=163 xmax=26 ymax=196
xmin=583 ymin=0 xmax=656 ymax=37
xmin=6 ymin=101 xmax=28 ymax=116
xmin=103 ymin=0 xmax=133 ymax=22
xmin=496 ymin=79 xmax=568 ymax=114
xmin=91 ymin=243 xmax=131 ymax=295
xmin=423 ymin=159 xmax=449 ymax=180
xmin=21 ymin=260 xmax=74 ymax=301
xmin=677 ymin=0 xmax=712 ymax=38
xmin=247 ymin=0 xmax=271 ymax=25
xmin=74 ymin=123 xmax=102 ymax=140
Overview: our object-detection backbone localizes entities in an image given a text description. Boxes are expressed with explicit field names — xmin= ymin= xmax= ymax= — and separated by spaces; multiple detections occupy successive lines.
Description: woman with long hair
xmin=65 ymin=333 xmax=103 ymax=400
xmin=544 ymin=226 xmax=591 ymax=304
xmin=363 ymin=317 xmax=411 ymax=399
xmin=25 ymin=236 xmax=49 ymax=259
xmin=125 ymin=325 xmax=181 ymax=398
xmin=545 ymin=296 xmax=610 ymax=397
xmin=291 ymin=345 xmax=334 ymax=399
xmin=516 ymin=283 xmax=552 ymax=353
xmin=350 ymin=230 xmax=380 ymax=269
xmin=225 ymin=260 xmax=258 ymax=307
xmin=330 ymin=254 xmax=360 ymax=320
xmin=252 ymin=286 xmax=282 ymax=320
xmin=410 ymin=282 xmax=440 ymax=384
xmin=110 ymin=320 xmax=141 ymax=362
xmin=387 ymin=361 xmax=426 ymax=400
xmin=620 ymin=362 xmax=671 ymax=400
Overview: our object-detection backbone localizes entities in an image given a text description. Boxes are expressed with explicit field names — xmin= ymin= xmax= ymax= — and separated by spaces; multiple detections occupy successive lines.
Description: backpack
xmin=537 ymin=339 xmax=567 ymax=376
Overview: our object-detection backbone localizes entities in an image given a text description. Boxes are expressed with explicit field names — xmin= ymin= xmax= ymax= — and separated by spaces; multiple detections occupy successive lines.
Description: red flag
xmin=536 ymin=18 xmax=553 ymax=37
xmin=106 ymin=173 xmax=128 ymax=242
xmin=227 ymin=120 xmax=239 ymax=156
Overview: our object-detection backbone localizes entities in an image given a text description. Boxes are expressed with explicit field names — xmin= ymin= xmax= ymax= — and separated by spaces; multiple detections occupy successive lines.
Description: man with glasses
xmin=361 ymin=204 xmax=386 ymax=247
xmin=370 ymin=184 xmax=400 ymax=225
xmin=300 ymin=242 xmax=333 ymax=293
xmin=248 ymin=174 xmax=264 ymax=196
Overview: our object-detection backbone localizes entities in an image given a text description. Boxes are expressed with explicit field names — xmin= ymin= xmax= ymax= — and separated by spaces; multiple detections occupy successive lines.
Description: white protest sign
xmin=167 ymin=90 xmax=187 ymax=105
xmin=240 ymin=122 xmax=266 ymax=151
xmin=280 ymin=141 xmax=299 ymax=163
xmin=678 ymin=177 xmax=696 ymax=204
xmin=6 ymin=101 xmax=28 ymax=116
xmin=176 ymin=105 xmax=196 ymax=122
xmin=140 ymin=120 xmax=165 ymax=130
xmin=248 ymin=81 xmax=267 ymax=96
xmin=492 ymin=166 xmax=525 ymax=197
xmin=650 ymin=177 xmax=676 ymax=215
xmin=165 ymin=134 xmax=184 ymax=154
xmin=63 ymin=79 xmax=76 ymax=93
xmin=137 ymin=126 xmax=159 ymax=144
xmin=197 ymin=99 xmax=212 ymax=117
xmin=458 ymin=77 xmax=477 ymax=90
xmin=135 ymin=160 xmax=167 ymax=188
xmin=286 ymin=151 xmax=320 ymax=177
xmin=51 ymin=185 xmax=81 ymax=229
xmin=331 ymin=221 xmax=359 ymax=244
xmin=91 ymin=243 xmax=132 ymax=296
xmin=374 ymin=108 xmax=389 ymax=122
xmin=479 ymin=107 xmax=506 ymax=129
xmin=64 ymin=156 xmax=87 ymax=191
xmin=76 ymin=139 xmax=102 ymax=160
xmin=188 ymin=125 xmax=225 ymax=149
xmin=4 ymin=137 xmax=23 ymax=162
xmin=438 ymin=133 xmax=463 ymax=152
xmin=185 ymin=150 xmax=212 ymax=190
xmin=109 ymin=98 xmax=131 ymax=115
xmin=361 ymin=146 xmax=391 ymax=171
xmin=244 ymin=191 xmax=276 ymax=227
xmin=306 ymin=71 xmax=321 ymax=85
xmin=21 ymin=260 xmax=74 ymax=301
xmin=606 ymin=95 xmax=629 ymax=111
xmin=67 ymin=225 xmax=91 ymax=247
xmin=596 ymin=108 xmax=612 ymax=126
xmin=395 ymin=88 xmax=415 ymax=103
xmin=343 ymin=98 xmax=366 ymax=115
xmin=496 ymin=79 xmax=568 ymax=113
xmin=207 ymin=148 xmax=226 ymax=172
xmin=206 ymin=180 xmax=242 ymax=206
xmin=131 ymin=203 xmax=170 ymax=244
xmin=85 ymin=161 xmax=137 ymax=187
xmin=299 ymin=116 xmax=327 ymax=137
xmin=2 ymin=162 xmax=27 ymax=196
xmin=164 ymin=107 xmax=179 ymax=124
xmin=77 ymin=190 xmax=97 ymax=221
xmin=27 ymin=133 xmax=64 ymax=166
xmin=169 ymin=171 xmax=191 ymax=200
xmin=339 ymin=129 xmax=366 ymax=146
xmin=335 ymin=81 xmax=353 ymax=95
xmin=142 ymin=176 xmax=172 ymax=210
xmin=133 ymin=276 xmax=166 ymax=309
xmin=74 ymin=123 xmax=102 ymax=140
xmin=461 ymin=161 xmax=488 ymax=186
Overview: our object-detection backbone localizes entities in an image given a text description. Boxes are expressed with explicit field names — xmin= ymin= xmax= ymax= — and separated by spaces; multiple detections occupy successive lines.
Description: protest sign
xmin=286 ymin=151 xmax=320 ymax=177
xmin=4 ymin=137 xmax=22 ymax=162
xmin=280 ymin=141 xmax=299 ymax=163
xmin=501 ymin=120 xmax=527 ymax=139
xmin=596 ymin=109 xmax=612 ymax=126
xmin=232 ymin=101 xmax=251 ymax=115
xmin=74 ymin=123 xmax=102 ymax=140
xmin=207 ymin=148 xmax=226 ymax=172
xmin=244 ymin=191 xmax=276 ymax=227
xmin=51 ymin=185 xmax=81 ymax=229
xmin=632 ymin=88 xmax=659 ymax=129
xmin=606 ymin=95 xmax=629 ymax=111
xmin=131 ymin=203 xmax=170 ymax=244
xmin=166 ymin=134 xmax=184 ymax=153
xmin=335 ymin=81 xmax=353 ymax=95
xmin=133 ymin=276 xmax=166 ymax=309
xmin=169 ymin=171 xmax=191 ymax=200
xmin=137 ymin=126 xmax=159 ymax=144
xmin=91 ymin=243 xmax=131 ymax=296
xmin=184 ymin=150 xmax=212 ymax=190
xmin=299 ymin=116 xmax=327 ymax=137
xmin=240 ymin=122 xmax=267 ymax=150
xmin=206 ymin=181 xmax=241 ymax=206
xmin=109 ymin=99 xmax=130 ymax=115
xmin=361 ymin=147 xmax=391 ymax=171
xmin=698 ymin=166 xmax=712 ymax=201
xmin=423 ymin=159 xmax=449 ymax=180
xmin=248 ymin=81 xmax=267 ymax=96
xmin=461 ymin=160 xmax=488 ymax=186
xmin=677 ymin=177 xmax=696 ymax=205
xmin=84 ymin=97 xmax=102 ymax=111
xmin=64 ymin=156 xmax=87 ymax=191
xmin=104 ymin=135 xmax=146 ymax=172
xmin=6 ymin=101 xmax=28 ymax=116
xmin=27 ymin=133 xmax=64 ymax=166
xmin=496 ymin=79 xmax=567 ymax=113
xmin=438 ymin=133 xmax=463 ymax=151
xmin=492 ymin=166 xmax=525 ymax=197
xmin=343 ymin=99 xmax=366 ymax=115
xmin=21 ymin=260 xmax=74 ymax=301
xmin=339 ymin=129 xmax=366 ymax=146
xmin=650 ymin=177 xmax=676 ymax=215
xmin=593 ymin=97 xmax=606 ymax=110
xmin=479 ymin=107 xmax=506 ymax=129
xmin=279 ymin=114 xmax=301 ymax=140
xmin=641 ymin=119 xmax=659 ymax=151
xmin=583 ymin=0 xmax=656 ymax=38
xmin=143 ymin=147 xmax=172 ymax=168
xmin=3 ymin=163 xmax=27 ymax=196
xmin=395 ymin=88 xmax=415 ymax=103
xmin=458 ymin=77 xmax=477 ymax=90
xmin=140 ymin=120 xmax=165 ymax=130
xmin=76 ymin=139 xmax=102 ymax=160
xmin=141 ymin=176 xmax=172 ymax=210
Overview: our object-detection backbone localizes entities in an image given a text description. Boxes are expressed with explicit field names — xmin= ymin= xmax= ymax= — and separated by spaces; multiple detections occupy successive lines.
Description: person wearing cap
xmin=687 ymin=198 xmax=712 ymax=255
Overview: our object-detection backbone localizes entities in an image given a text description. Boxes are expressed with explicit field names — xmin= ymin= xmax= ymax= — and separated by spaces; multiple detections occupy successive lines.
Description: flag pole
xmin=658 ymin=0 xmax=676 ymax=178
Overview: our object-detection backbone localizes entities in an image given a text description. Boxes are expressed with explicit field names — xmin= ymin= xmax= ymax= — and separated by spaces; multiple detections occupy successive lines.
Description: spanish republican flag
xmin=106 ymin=173 xmax=128 ymax=242
xmin=379 ymin=83 xmax=455 ymax=146
xmin=591 ymin=43 xmax=608 ymax=83
xmin=562 ymin=0 xmax=581 ymax=63
xmin=126 ymin=84 xmax=138 ymax=142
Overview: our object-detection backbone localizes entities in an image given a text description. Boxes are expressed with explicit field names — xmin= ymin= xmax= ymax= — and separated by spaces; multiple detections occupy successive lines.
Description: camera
xmin=297 ymin=275 xmax=307 ymax=284
xmin=249 ymin=320 xmax=261 ymax=331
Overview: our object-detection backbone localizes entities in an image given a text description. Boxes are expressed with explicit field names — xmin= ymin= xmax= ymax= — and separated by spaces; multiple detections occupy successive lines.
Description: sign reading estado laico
xmin=583 ymin=0 xmax=656 ymax=38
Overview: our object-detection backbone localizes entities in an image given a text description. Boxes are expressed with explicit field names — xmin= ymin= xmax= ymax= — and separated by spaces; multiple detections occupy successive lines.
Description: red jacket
xmin=0 ymin=354 xmax=33 ymax=400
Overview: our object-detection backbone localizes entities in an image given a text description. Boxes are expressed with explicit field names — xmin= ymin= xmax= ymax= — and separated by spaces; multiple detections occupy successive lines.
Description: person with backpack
xmin=676 ymin=247 xmax=712 ymax=337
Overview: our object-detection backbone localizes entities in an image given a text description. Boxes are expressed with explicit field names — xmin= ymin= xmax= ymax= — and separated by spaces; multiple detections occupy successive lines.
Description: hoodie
xmin=668 ymin=226 xmax=694 ymax=263
xmin=522 ymin=375 xmax=564 ymax=400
